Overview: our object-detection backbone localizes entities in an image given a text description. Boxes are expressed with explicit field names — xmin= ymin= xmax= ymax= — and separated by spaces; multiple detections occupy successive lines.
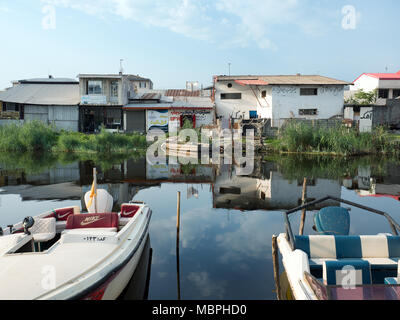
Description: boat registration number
xmin=84 ymin=236 xmax=107 ymax=242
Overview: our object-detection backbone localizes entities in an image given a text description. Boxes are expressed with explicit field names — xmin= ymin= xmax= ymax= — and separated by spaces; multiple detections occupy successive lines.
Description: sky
xmin=0 ymin=0 xmax=399 ymax=90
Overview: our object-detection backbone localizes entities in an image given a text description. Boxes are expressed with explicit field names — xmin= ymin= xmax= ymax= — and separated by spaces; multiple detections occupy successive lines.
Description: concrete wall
xmin=373 ymin=100 xmax=400 ymax=128
xmin=270 ymin=85 xmax=344 ymax=127
xmin=24 ymin=105 xmax=79 ymax=131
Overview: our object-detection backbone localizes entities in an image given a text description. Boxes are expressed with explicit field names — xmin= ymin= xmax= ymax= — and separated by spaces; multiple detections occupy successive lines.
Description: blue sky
xmin=0 ymin=0 xmax=399 ymax=90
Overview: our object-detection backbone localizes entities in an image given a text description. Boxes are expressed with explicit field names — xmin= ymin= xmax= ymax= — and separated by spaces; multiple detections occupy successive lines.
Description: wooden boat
xmin=0 ymin=169 xmax=152 ymax=300
xmin=275 ymin=196 xmax=400 ymax=300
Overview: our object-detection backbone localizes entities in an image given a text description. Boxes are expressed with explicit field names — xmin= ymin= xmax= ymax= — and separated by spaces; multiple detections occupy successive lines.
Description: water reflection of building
xmin=213 ymin=162 xmax=342 ymax=211
xmin=345 ymin=164 xmax=400 ymax=202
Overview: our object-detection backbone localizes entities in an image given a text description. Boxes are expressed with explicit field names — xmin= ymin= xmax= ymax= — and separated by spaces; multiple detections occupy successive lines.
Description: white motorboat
xmin=0 ymin=169 xmax=152 ymax=300
xmin=275 ymin=196 xmax=400 ymax=300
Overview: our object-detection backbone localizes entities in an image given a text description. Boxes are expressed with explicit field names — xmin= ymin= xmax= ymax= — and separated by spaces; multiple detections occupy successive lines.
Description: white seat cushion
xmin=0 ymin=234 xmax=26 ymax=255
xmin=31 ymin=218 xmax=56 ymax=243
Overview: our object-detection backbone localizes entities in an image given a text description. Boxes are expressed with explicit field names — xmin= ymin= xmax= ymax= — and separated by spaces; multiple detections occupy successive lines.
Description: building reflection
xmin=1 ymin=157 xmax=400 ymax=211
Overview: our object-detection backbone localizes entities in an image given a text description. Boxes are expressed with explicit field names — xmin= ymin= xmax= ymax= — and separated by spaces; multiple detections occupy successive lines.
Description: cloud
xmin=187 ymin=271 xmax=226 ymax=298
xmin=39 ymin=0 xmax=329 ymax=50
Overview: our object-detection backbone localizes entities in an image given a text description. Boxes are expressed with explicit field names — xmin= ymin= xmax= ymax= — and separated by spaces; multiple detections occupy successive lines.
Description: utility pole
xmin=120 ymin=59 xmax=124 ymax=75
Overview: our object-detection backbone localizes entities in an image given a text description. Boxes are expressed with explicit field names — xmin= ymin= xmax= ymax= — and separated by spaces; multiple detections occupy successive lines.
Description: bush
xmin=276 ymin=121 xmax=398 ymax=156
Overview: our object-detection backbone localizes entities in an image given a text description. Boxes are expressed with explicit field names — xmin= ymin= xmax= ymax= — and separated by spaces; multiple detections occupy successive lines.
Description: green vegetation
xmin=264 ymin=154 xmax=394 ymax=181
xmin=267 ymin=122 xmax=400 ymax=156
xmin=0 ymin=121 xmax=148 ymax=154
xmin=345 ymin=89 xmax=377 ymax=105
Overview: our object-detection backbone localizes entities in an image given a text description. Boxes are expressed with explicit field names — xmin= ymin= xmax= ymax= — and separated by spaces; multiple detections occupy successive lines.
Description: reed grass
xmin=272 ymin=122 xmax=399 ymax=156
xmin=0 ymin=121 xmax=148 ymax=153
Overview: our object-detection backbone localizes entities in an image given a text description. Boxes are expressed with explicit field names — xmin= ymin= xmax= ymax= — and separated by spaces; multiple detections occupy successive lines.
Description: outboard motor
xmin=22 ymin=217 xmax=35 ymax=235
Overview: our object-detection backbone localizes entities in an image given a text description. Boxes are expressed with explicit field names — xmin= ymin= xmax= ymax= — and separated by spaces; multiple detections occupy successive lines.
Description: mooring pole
xmin=299 ymin=178 xmax=307 ymax=235
xmin=176 ymin=191 xmax=181 ymax=300
xmin=272 ymin=235 xmax=282 ymax=300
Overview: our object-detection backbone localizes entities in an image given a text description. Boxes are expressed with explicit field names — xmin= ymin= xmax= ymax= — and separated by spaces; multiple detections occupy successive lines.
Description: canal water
xmin=0 ymin=154 xmax=400 ymax=300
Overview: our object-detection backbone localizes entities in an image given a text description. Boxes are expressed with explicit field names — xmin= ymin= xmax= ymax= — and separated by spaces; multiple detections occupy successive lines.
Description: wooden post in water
xmin=272 ymin=235 xmax=282 ymax=300
xmin=93 ymin=167 xmax=98 ymax=213
xmin=176 ymin=191 xmax=181 ymax=300
xmin=299 ymin=178 xmax=307 ymax=236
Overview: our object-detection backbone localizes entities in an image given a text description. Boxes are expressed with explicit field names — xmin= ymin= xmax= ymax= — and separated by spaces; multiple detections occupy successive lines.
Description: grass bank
xmin=0 ymin=121 xmax=148 ymax=154
xmin=267 ymin=122 xmax=400 ymax=156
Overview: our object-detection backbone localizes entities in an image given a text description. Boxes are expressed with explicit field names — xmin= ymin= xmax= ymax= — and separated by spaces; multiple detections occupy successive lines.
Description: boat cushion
xmin=314 ymin=207 xmax=350 ymax=235
xmin=66 ymin=213 xmax=119 ymax=230
xmin=30 ymin=218 xmax=56 ymax=243
xmin=295 ymin=235 xmax=400 ymax=260
xmin=385 ymin=277 xmax=399 ymax=285
xmin=323 ymin=260 xmax=372 ymax=286
xmin=120 ymin=204 xmax=140 ymax=218
xmin=310 ymin=257 xmax=400 ymax=269
xmin=45 ymin=206 xmax=80 ymax=221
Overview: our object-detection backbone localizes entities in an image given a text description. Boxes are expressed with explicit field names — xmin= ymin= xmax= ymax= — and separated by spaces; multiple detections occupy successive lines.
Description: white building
xmin=213 ymin=74 xmax=349 ymax=127
xmin=349 ymin=70 xmax=400 ymax=105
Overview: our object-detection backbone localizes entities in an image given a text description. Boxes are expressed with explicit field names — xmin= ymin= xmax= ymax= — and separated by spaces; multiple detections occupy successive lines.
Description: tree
xmin=345 ymin=89 xmax=377 ymax=105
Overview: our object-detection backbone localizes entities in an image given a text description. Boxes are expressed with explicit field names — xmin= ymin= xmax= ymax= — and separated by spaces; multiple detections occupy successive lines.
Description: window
xmin=221 ymin=93 xmax=242 ymax=100
xmin=299 ymin=109 xmax=318 ymax=116
xmin=300 ymin=88 xmax=318 ymax=96
xmin=110 ymin=81 xmax=118 ymax=97
xmin=139 ymin=82 xmax=147 ymax=88
xmin=220 ymin=187 xmax=241 ymax=195
xmin=378 ymin=89 xmax=389 ymax=99
xmin=393 ymin=89 xmax=400 ymax=98
xmin=261 ymin=90 xmax=267 ymax=98
xmin=87 ymin=81 xmax=102 ymax=95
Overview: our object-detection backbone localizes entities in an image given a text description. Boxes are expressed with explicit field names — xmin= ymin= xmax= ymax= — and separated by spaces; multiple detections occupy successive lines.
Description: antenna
xmin=119 ymin=59 xmax=124 ymax=75
xmin=228 ymin=63 xmax=231 ymax=76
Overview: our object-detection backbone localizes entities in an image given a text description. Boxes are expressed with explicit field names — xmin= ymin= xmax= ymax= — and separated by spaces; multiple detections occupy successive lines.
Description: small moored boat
xmin=275 ymin=196 xmax=400 ymax=300
xmin=0 ymin=169 xmax=152 ymax=300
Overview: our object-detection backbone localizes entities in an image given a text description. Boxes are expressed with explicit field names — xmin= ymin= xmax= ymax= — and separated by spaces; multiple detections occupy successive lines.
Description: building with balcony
xmin=78 ymin=73 xmax=153 ymax=132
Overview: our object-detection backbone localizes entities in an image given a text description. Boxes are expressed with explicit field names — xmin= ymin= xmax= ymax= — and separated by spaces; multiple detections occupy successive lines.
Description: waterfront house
xmin=349 ymin=70 xmax=400 ymax=105
xmin=344 ymin=70 xmax=400 ymax=131
xmin=78 ymin=73 xmax=153 ymax=132
xmin=213 ymin=74 xmax=350 ymax=128
xmin=0 ymin=76 xmax=80 ymax=131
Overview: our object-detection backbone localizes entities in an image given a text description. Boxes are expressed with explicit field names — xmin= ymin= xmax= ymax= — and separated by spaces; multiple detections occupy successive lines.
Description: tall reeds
xmin=275 ymin=122 xmax=398 ymax=156
xmin=0 ymin=121 xmax=148 ymax=153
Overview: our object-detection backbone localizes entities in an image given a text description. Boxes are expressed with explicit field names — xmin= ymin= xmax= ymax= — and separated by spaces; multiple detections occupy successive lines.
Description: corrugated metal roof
xmin=132 ymin=93 xmax=161 ymax=100
xmin=18 ymin=78 xmax=78 ymax=84
xmin=123 ymin=101 xmax=214 ymax=110
xmin=165 ymin=89 xmax=201 ymax=97
xmin=354 ymin=71 xmax=400 ymax=82
xmin=235 ymin=79 xmax=269 ymax=86
xmin=77 ymin=74 xmax=151 ymax=81
xmin=0 ymin=83 xmax=79 ymax=105
xmin=217 ymin=74 xmax=350 ymax=85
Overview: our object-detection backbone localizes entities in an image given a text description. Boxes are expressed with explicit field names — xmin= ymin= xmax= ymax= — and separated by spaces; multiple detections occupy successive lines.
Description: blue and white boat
xmin=276 ymin=196 xmax=400 ymax=300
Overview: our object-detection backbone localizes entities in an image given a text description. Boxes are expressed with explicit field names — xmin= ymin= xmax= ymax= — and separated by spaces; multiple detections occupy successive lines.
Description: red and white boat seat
xmin=30 ymin=218 xmax=56 ymax=243
xmin=119 ymin=204 xmax=140 ymax=226
xmin=66 ymin=213 xmax=119 ymax=233
xmin=45 ymin=206 xmax=80 ymax=232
